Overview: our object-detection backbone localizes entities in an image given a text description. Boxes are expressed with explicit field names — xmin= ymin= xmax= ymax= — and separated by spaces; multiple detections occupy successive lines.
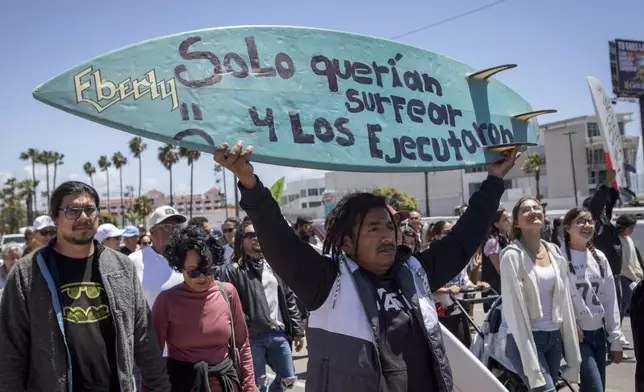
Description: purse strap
xmin=215 ymin=281 xmax=240 ymax=369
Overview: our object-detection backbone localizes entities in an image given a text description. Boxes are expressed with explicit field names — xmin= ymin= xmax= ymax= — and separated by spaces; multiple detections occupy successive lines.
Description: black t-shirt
xmin=52 ymin=250 xmax=120 ymax=392
xmin=362 ymin=268 xmax=437 ymax=392
xmin=120 ymin=246 xmax=132 ymax=256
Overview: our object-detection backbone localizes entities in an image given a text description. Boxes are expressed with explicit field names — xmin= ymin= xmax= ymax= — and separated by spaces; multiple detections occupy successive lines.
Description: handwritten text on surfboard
xmin=74 ymin=36 xmax=516 ymax=164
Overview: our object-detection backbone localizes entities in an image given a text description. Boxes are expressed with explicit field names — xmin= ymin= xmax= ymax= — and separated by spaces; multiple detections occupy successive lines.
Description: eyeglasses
xmin=519 ymin=205 xmax=543 ymax=214
xmin=184 ymin=266 xmax=217 ymax=279
xmin=243 ymin=232 xmax=257 ymax=240
xmin=59 ymin=206 xmax=99 ymax=220
xmin=575 ymin=218 xmax=595 ymax=227
xmin=223 ymin=228 xmax=235 ymax=233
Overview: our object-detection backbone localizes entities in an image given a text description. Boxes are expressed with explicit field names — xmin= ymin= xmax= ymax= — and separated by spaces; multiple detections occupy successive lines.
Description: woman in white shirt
xmin=500 ymin=196 xmax=581 ymax=392
xmin=562 ymin=207 xmax=623 ymax=392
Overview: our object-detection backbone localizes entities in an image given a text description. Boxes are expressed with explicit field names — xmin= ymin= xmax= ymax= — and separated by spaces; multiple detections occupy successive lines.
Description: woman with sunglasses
xmin=149 ymin=225 xmax=255 ymax=392
xmin=561 ymin=207 xmax=623 ymax=392
xmin=500 ymin=197 xmax=581 ymax=392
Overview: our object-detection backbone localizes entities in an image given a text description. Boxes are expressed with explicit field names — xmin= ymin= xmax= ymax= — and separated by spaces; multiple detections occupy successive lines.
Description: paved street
xmin=267 ymin=306 xmax=637 ymax=391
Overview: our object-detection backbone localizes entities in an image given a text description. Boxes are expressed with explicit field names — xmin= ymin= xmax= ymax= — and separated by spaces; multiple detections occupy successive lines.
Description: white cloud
xmin=0 ymin=172 xmax=13 ymax=185
xmin=68 ymin=173 xmax=81 ymax=181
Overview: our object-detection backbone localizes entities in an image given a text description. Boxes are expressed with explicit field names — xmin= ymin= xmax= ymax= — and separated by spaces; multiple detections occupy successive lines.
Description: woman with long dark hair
xmin=561 ymin=207 xmax=623 ymax=392
xmin=500 ymin=196 xmax=580 ymax=391
xmin=150 ymin=225 xmax=255 ymax=392
xmin=481 ymin=208 xmax=511 ymax=312
xmin=550 ymin=218 xmax=564 ymax=247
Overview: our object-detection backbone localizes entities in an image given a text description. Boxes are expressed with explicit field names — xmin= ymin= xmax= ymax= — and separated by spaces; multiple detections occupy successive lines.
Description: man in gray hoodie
xmin=0 ymin=181 xmax=170 ymax=392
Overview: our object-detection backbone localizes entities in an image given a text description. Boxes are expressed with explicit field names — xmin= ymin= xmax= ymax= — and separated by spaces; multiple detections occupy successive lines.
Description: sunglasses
xmin=59 ymin=206 xmax=99 ymax=220
xmin=141 ymin=241 xmax=152 ymax=246
xmin=39 ymin=228 xmax=57 ymax=236
xmin=61 ymin=282 xmax=103 ymax=300
xmin=184 ymin=266 xmax=217 ymax=279
xmin=243 ymin=232 xmax=257 ymax=240
xmin=223 ymin=228 xmax=235 ymax=233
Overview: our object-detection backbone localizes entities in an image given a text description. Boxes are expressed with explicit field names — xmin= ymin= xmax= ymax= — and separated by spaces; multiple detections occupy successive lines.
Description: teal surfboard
xmin=33 ymin=26 xmax=552 ymax=172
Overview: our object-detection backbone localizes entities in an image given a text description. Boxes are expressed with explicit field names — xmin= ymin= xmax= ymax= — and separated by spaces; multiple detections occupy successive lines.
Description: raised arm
xmin=588 ymin=170 xmax=617 ymax=221
xmin=215 ymin=141 xmax=338 ymax=311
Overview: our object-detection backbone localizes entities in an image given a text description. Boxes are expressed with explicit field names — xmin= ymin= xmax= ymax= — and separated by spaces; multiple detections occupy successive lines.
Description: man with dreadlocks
xmin=214 ymin=140 xmax=519 ymax=392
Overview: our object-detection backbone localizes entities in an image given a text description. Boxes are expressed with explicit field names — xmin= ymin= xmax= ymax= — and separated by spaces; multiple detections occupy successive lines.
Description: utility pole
xmin=423 ymin=172 xmax=430 ymax=216
xmin=233 ymin=174 xmax=240 ymax=217
xmin=564 ymin=131 xmax=579 ymax=206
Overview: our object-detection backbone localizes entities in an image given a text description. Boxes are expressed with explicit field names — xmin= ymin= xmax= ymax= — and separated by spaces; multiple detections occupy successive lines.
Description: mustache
xmin=377 ymin=243 xmax=396 ymax=253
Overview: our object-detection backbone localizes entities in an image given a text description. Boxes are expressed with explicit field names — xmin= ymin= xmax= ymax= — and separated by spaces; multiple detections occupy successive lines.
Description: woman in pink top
xmin=149 ymin=225 xmax=255 ymax=392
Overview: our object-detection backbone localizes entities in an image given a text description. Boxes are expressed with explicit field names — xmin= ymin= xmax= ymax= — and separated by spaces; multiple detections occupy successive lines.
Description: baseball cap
xmin=33 ymin=215 xmax=56 ymax=232
xmin=386 ymin=205 xmax=411 ymax=222
xmin=95 ymin=224 xmax=125 ymax=243
xmin=148 ymin=206 xmax=187 ymax=228
xmin=122 ymin=225 xmax=140 ymax=238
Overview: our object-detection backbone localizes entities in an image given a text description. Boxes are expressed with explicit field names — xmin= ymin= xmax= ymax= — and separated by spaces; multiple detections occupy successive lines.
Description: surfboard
xmin=33 ymin=25 xmax=552 ymax=172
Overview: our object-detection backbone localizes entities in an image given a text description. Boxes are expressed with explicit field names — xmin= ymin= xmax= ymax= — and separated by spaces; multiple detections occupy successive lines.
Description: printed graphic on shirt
xmin=61 ymin=282 xmax=111 ymax=323
xmin=570 ymin=263 xmax=604 ymax=317
xmin=376 ymin=287 xmax=412 ymax=312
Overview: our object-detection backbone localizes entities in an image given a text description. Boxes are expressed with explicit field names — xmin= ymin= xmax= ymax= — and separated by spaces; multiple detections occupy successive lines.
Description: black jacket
xmin=216 ymin=258 xmax=304 ymax=341
xmin=237 ymin=174 xmax=505 ymax=392
xmin=587 ymin=185 xmax=623 ymax=275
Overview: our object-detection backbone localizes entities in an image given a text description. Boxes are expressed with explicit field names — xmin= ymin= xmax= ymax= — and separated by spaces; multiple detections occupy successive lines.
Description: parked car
xmin=0 ymin=234 xmax=25 ymax=247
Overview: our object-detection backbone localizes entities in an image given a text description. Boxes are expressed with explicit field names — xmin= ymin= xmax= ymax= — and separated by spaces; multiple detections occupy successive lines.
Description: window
xmin=308 ymin=188 xmax=319 ymax=196
xmin=300 ymin=189 xmax=307 ymax=198
xmin=464 ymin=165 xmax=486 ymax=173
xmin=618 ymin=122 xmax=625 ymax=135
xmin=288 ymin=194 xmax=298 ymax=202
xmin=281 ymin=196 xmax=287 ymax=205
xmin=301 ymin=202 xmax=308 ymax=208
xmin=319 ymin=187 xmax=326 ymax=194
xmin=587 ymin=122 xmax=600 ymax=137
xmin=309 ymin=201 xmax=323 ymax=208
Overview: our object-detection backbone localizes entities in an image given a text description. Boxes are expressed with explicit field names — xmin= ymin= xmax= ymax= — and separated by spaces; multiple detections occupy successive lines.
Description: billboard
xmin=610 ymin=39 xmax=644 ymax=98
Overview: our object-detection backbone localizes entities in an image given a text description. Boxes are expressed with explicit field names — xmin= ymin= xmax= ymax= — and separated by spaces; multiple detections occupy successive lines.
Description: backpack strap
xmin=215 ymin=281 xmax=242 ymax=378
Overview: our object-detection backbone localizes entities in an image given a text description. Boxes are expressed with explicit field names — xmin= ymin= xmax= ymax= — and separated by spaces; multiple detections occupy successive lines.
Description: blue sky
xmin=1 ymin=0 xmax=642 ymax=209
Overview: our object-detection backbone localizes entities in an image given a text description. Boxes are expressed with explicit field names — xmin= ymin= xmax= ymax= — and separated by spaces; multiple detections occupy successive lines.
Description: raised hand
xmin=487 ymin=147 xmax=521 ymax=178
xmin=214 ymin=141 xmax=256 ymax=188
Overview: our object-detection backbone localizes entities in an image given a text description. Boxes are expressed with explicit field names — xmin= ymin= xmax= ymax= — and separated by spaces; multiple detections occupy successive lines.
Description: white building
xmin=278 ymin=178 xmax=326 ymax=220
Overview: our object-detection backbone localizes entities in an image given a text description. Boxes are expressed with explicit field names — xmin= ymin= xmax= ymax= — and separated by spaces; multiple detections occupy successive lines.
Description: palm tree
xmin=83 ymin=162 xmax=96 ymax=187
xmin=98 ymin=155 xmax=112 ymax=214
xmin=521 ymin=153 xmax=546 ymax=200
xmin=214 ymin=164 xmax=227 ymax=217
xmin=19 ymin=148 xmax=40 ymax=214
xmin=179 ymin=147 xmax=201 ymax=219
xmin=128 ymin=137 xmax=148 ymax=197
xmin=112 ymin=152 xmax=128 ymax=227
xmin=38 ymin=150 xmax=56 ymax=203
xmin=158 ymin=144 xmax=179 ymax=206
xmin=52 ymin=152 xmax=65 ymax=189
xmin=18 ymin=179 xmax=39 ymax=224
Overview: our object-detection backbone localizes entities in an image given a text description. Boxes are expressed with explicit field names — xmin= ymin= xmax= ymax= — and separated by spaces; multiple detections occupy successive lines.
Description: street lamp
xmin=563 ymin=131 xmax=579 ymax=206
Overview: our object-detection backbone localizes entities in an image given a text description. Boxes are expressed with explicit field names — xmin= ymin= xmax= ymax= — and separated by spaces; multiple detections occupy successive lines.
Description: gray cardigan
xmin=0 ymin=240 xmax=170 ymax=392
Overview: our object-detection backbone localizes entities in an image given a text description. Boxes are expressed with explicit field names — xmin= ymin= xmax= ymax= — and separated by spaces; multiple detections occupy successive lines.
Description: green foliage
xmin=269 ymin=177 xmax=286 ymax=203
xmin=99 ymin=213 xmax=119 ymax=226
xmin=371 ymin=186 xmax=418 ymax=211
xmin=125 ymin=196 xmax=155 ymax=225
xmin=0 ymin=177 xmax=26 ymax=233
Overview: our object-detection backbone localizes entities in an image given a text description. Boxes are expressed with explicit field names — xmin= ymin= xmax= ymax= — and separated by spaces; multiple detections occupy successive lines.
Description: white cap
xmin=33 ymin=215 xmax=56 ymax=231
xmin=95 ymin=224 xmax=125 ymax=243
xmin=148 ymin=206 xmax=186 ymax=228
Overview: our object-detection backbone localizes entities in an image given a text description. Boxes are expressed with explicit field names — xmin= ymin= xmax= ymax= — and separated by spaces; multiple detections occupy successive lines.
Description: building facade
xmin=278 ymin=178 xmax=326 ymax=220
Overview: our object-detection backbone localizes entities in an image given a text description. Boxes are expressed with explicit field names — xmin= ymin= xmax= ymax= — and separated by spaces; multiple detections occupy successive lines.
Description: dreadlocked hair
xmin=562 ymin=207 xmax=604 ymax=277
xmin=323 ymin=192 xmax=395 ymax=260
xmin=233 ymin=220 xmax=254 ymax=264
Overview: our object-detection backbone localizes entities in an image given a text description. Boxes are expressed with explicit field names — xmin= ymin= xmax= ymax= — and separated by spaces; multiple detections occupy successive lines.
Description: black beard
xmin=63 ymin=234 xmax=94 ymax=245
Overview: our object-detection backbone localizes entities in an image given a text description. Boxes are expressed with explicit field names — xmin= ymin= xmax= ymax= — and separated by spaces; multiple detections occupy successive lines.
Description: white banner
xmin=587 ymin=76 xmax=626 ymax=190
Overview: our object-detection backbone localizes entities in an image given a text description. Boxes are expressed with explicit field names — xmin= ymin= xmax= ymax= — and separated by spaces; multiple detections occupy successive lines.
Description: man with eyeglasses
xmin=217 ymin=219 xmax=304 ymax=392
xmin=0 ymin=181 xmax=170 ymax=392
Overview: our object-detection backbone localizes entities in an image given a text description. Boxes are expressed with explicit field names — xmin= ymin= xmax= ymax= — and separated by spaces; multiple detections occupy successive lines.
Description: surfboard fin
xmin=511 ymin=109 xmax=558 ymax=121
xmin=467 ymin=64 xmax=517 ymax=81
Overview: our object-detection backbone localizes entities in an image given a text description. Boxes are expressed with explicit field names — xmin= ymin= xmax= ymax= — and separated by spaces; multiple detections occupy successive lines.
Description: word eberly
xmin=74 ymin=67 xmax=179 ymax=113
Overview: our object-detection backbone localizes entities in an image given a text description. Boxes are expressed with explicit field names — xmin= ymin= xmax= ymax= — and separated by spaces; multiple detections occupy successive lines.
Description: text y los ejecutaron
xmin=174 ymin=35 xmax=515 ymax=164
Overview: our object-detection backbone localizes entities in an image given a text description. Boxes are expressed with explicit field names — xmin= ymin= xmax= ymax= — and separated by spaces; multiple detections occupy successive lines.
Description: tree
xmin=215 ymin=164 xmax=227 ymax=216
xmin=112 ymin=152 xmax=128 ymax=227
xmin=83 ymin=162 xmax=96 ymax=187
xmin=128 ymin=136 xmax=147 ymax=198
xmin=38 ymin=150 xmax=56 ymax=203
xmin=98 ymin=155 xmax=112 ymax=214
xmin=99 ymin=212 xmax=119 ymax=226
xmin=0 ymin=178 xmax=26 ymax=232
xmin=126 ymin=195 xmax=154 ymax=225
xmin=52 ymin=152 xmax=64 ymax=189
xmin=18 ymin=179 xmax=39 ymax=224
xmin=372 ymin=186 xmax=418 ymax=211
xmin=19 ymin=148 xmax=40 ymax=215
xmin=178 ymin=147 xmax=201 ymax=219
xmin=158 ymin=144 xmax=179 ymax=206
xmin=521 ymin=153 xmax=546 ymax=201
